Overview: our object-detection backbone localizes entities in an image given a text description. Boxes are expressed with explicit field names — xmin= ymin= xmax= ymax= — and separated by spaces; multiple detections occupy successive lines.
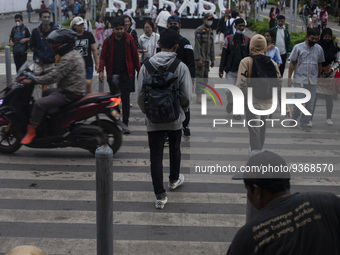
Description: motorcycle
xmin=0 ymin=62 xmax=123 ymax=155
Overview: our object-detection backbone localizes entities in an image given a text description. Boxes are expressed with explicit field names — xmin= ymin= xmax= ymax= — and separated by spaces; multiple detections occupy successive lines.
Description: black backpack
xmin=224 ymin=19 xmax=235 ymax=37
xmin=249 ymin=55 xmax=279 ymax=100
xmin=143 ymin=59 xmax=181 ymax=123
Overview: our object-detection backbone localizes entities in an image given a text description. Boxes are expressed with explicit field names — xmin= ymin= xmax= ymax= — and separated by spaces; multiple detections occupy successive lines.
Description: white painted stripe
xmin=0 ymin=209 xmax=246 ymax=227
xmin=1 ymin=171 xmax=339 ymax=186
xmin=0 ymin=238 xmax=230 ymax=255
xmin=0 ymin=189 xmax=247 ymax=204
xmin=122 ymin=134 xmax=340 ymax=146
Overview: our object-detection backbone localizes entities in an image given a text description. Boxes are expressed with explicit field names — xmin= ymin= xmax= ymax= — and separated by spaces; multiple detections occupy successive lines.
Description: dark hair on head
xmin=264 ymin=29 xmax=275 ymax=39
xmin=307 ymin=27 xmax=320 ymax=37
xmin=112 ymin=16 xmax=125 ymax=27
xmin=269 ymin=7 xmax=275 ymax=17
xmin=117 ymin=9 xmax=123 ymax=15
xmin=78 ymin=8 xmax=86 ymax=14
xmin=277 ymin=15 xmax=285 ymax=20
xmin=234 ymin=18 xmax=245 ymax=26
xmin=174 ymin=10 xmax=179 ymax=16
xmin=166 ymin=5 xmax=171 ymax=12
xmin=231 ymin=10 xmax=238 ymax=18
xmin=159 ymin=28 xmax=179 ymax=49
xmin=14 ymin=14 xmax=23 ymax=20
xmin=39 ymin=10 xmax=50 ymax=18
xmin=143 ymin=20 xmax=154 ymax=32
xmin=244 ymin=178 xmax=290 ymax=194
xmin=96 ymin=15 xmax=101 ymax=22
xmin=123 ymin=14 xmax=132 ymax=23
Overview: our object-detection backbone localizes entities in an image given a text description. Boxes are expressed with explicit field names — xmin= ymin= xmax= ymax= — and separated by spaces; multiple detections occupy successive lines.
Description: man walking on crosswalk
xmin=137 ymin=29 xmax=192 ymax=209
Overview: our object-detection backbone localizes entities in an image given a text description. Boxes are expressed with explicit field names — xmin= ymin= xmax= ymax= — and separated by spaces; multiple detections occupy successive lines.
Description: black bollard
xmin=95 ymin=145 xmax=113 ymax=255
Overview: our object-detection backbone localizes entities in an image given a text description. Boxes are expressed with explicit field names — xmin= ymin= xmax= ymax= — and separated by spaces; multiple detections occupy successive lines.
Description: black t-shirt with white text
xmin=74 ymin=31 xmax=95 ymax=68
xmin=227 ymin=192 xmax=340 ymax=255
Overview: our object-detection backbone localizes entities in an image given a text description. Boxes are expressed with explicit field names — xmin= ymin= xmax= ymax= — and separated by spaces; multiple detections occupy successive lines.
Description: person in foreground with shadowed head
xmin=227 ymin=150 xmax=340 ymax=255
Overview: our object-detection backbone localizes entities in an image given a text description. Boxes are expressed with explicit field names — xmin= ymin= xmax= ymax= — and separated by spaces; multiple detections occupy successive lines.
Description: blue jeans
xmin=292 ymin=83 xmax=316 ymax=127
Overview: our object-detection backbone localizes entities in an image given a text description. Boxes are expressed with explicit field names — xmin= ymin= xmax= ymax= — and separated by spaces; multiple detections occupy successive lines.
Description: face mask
xmin=16 ymin=21 xmax=22 ymax=27
xmin=42 ymin=18 xmax=50 ymax=25
xmin=323 ymin=39 xmax=332 ymax=44
xmin=308 ymin=40 xmax=316 ymax=47
xmin=206 ymin=20 xmax=213 ymax=27
xmin=168 ymin=25 xmax=179 ymax=32
xmin=236 ymin=30 xmax=245 ymax=35
xmin=265 ymin=38 xmax=271 ymax=44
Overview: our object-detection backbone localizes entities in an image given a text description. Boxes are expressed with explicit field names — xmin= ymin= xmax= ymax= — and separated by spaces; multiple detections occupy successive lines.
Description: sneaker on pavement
xmin=249 ymin=150 xmax=262 ymax=157
xmin=300 ymin=126 xmax=312 ymax=132
xmin=155 ymin=196 xmax=168 ymax=209
xmin=183 ymin=127 xmax=191 ymax=137
xmin=326 ymin=119 xmax=334 ymax=126
xmin=168 ymin=174 xmax=184 ymax=190
xmin=307 ymin=121 xmax=313 ymax=128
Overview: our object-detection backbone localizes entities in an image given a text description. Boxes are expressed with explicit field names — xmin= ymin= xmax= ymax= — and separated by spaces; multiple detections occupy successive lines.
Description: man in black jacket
xmin=167 ymin=15 xmax=195 ymax=137
xmin=219 ymin=18 xmax=250 ymax=120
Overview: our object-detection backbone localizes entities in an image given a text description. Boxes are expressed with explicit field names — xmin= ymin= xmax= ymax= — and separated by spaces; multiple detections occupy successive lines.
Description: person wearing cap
xmin=228 ymin=150 xmax=340 ymax=255
xmin=167 ymin=15 xmax=195 ymax=137
xmin=71 ymin=16 xmax=98 ymax=94
xmin=219 ymin=18 xmax=250 ymax=120
xmin=78 ymin=8 xmax=93 ymax=32
xmin=6 ymin=245 xmax=47 ymax=255
xmin=194 ymin=13 xmax=215 ymax=103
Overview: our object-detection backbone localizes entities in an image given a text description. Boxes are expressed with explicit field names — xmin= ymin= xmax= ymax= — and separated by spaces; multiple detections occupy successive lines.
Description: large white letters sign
xmin=106 ymin=0 xmax=229 ymax=16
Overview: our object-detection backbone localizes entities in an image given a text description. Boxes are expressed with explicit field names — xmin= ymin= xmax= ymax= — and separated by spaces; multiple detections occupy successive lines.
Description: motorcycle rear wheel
xmin=90 ymin=120 xmax=122 ymax=155
xmin=0 ymin=123 xmax=22 ymax=154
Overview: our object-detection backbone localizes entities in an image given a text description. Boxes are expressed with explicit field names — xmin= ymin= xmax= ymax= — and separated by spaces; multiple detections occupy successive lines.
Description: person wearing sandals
xmin=311 ymin=28 xmax=339 ymax=126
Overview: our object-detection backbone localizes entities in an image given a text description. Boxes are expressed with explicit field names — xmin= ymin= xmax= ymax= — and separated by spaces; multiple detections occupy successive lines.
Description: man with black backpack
xmin=137 ymin=29 xmax=192 ymax=209
xmin=236 ymin=34 xmax=290 ymax=157
xmin=9 ymin=14 xmax=31 ymax=72
xmin=219 ymin=18 xmax=251 ymax=120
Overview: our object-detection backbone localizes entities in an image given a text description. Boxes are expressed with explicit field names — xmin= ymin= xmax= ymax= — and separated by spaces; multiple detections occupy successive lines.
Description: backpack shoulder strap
xmin=244 ymin=35 xmax=249 ymax=45
xmin=167 ymin=58 xmax=181 ymax=73
xmin=143 ymin=59 xmax=157 ymax=74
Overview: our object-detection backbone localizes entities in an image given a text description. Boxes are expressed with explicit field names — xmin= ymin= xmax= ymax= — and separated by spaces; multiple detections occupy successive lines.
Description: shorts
xmin=86 ymin=66 xmax=94 ymax=80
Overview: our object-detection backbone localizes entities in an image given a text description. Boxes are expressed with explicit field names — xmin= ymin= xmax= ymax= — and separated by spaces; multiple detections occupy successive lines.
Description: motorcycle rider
xmin=20 ymin=29 xmax=86 ymax=145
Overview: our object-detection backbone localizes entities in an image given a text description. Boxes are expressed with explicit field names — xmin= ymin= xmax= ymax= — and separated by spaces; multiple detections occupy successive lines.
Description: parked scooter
xmin=0 ymin=62 xmax=123 ymax=154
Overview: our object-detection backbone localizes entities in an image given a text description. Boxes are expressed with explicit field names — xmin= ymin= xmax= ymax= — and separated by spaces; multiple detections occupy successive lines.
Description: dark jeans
xmin=30 ymin=88 xmax=80 ymax=126
xmin=279 ymin=54 xmax=287 ymax=77
xmin=107 ymin=75 xmax=131 ymax=126
xmin=147 ymin=129 xmax=182 ymax=197
xmin=182 ymin=109 xmax=190 ymax=128
xmin=245 ymin=106 xmax=269 ymax=151
xmin=312 ymin=93 xmax=333 ymax=120
xmin=13 ymin=53 xmax=27 ymax=72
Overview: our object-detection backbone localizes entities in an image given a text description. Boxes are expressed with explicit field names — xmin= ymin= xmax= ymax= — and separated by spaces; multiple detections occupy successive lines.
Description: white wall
xmin=0 ymin=0 xmax=50 ymax=14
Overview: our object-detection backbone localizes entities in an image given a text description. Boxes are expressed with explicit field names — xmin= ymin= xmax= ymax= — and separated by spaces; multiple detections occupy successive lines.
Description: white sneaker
xmin=249 ymin=150 xmax=262 ymax=157
xmin=155 ymin=196 xmax=168 ymax=209
xmin=307 ymin=121 xmax=313 ymax=128
xmin=168 ymin=174 xmax=184 ymax=190
xmin=326 ymin=119 xmax=334 ymax=126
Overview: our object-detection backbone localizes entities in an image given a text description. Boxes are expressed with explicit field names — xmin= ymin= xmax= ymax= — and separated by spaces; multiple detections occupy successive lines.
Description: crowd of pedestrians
xmin=7 ymin=0 xmax=339 ymax=209
xmin=4 ymin=2 xmax=340 ymax=254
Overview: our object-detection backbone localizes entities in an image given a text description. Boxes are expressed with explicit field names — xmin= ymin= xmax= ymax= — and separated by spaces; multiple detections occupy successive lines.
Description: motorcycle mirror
xmin=15 ymin=61 xmax=31 ymax=79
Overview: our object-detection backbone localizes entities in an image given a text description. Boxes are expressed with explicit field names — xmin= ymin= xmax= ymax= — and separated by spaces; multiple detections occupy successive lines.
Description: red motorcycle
xmin=0 ymin=62 xmax=123 ymax=154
